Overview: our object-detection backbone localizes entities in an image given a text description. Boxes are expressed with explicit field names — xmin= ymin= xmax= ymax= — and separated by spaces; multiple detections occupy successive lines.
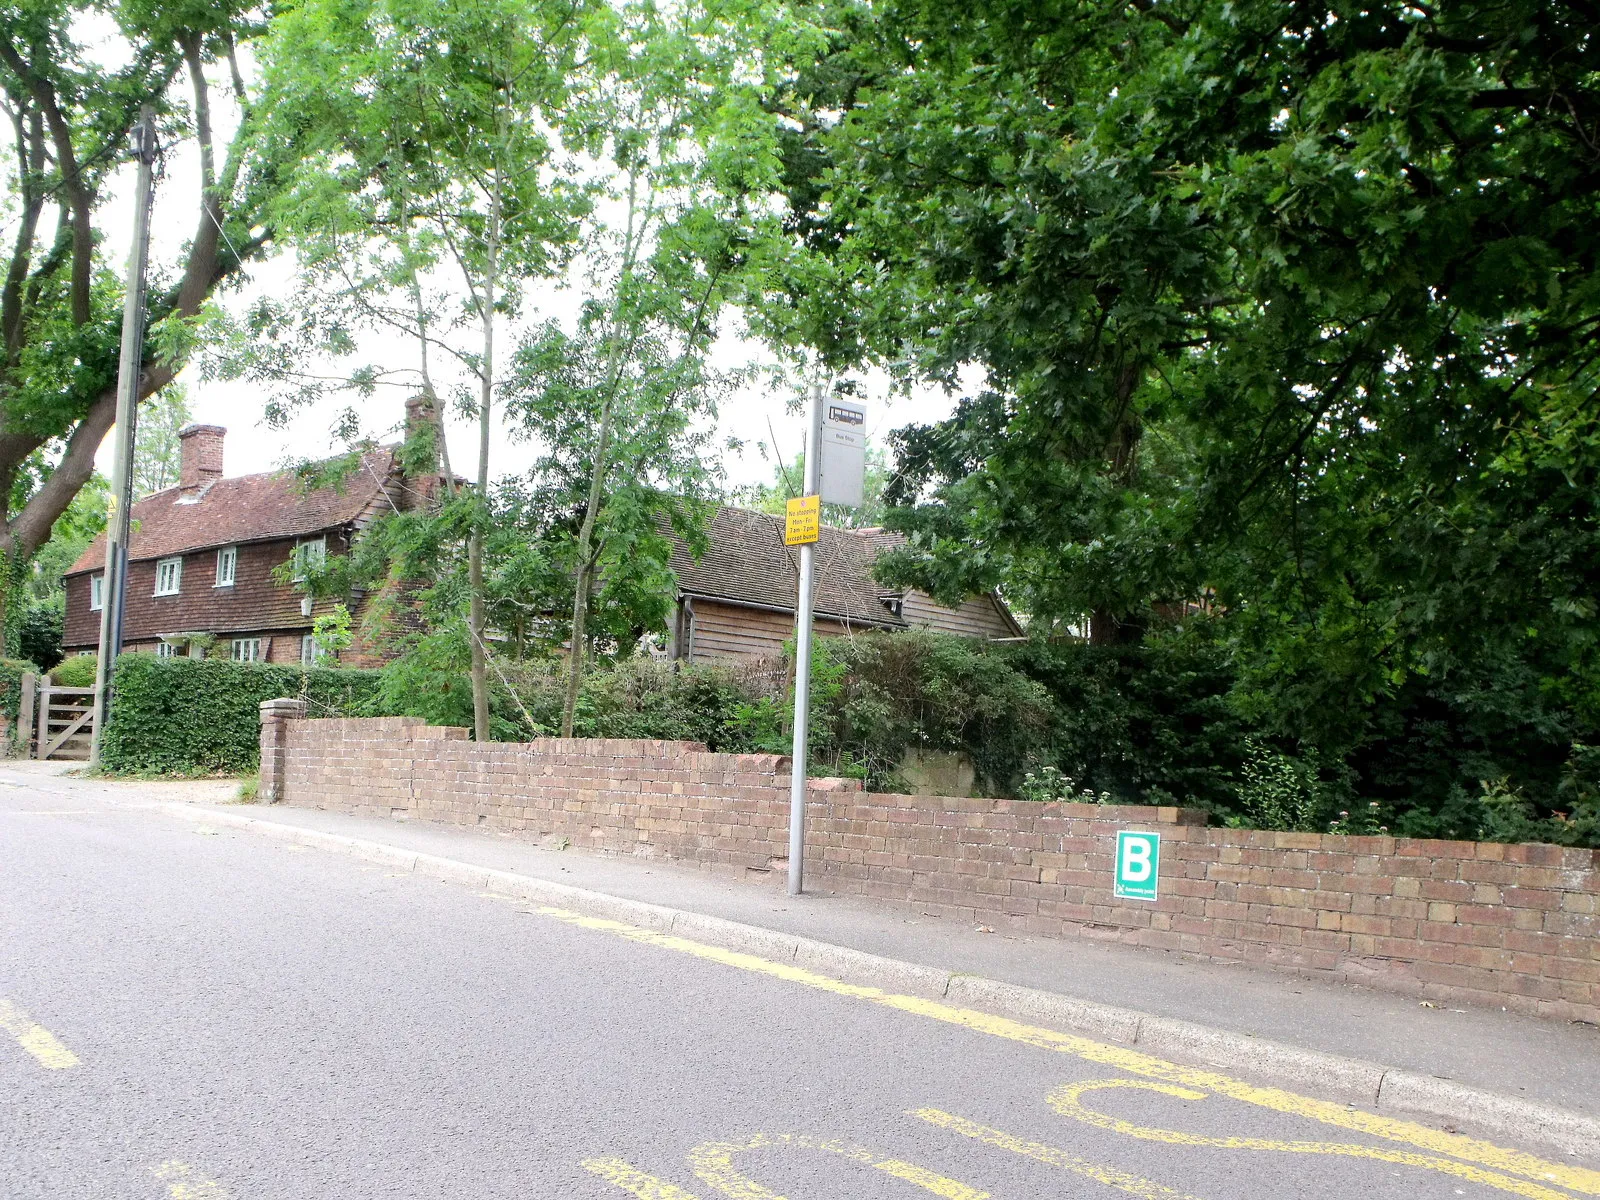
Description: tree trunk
xmin=560 ymin=395 xmax=618 ymax=737
xmin=468 ymin=170 xmax=501 ymax=743
xmin=1088 ymin=609 xmax=1119 ymax=646
xmin=559 ymin=165 xmax=646 ymax=739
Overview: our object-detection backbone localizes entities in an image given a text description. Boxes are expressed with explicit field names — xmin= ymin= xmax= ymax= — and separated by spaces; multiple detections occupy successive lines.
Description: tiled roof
xmin=668 ymin=506 xmax=905 ymax=628
xmin=67 ymin=449 xmax=404 ymax=576
xmin=851 ymin=526 xmax=907 ymax=557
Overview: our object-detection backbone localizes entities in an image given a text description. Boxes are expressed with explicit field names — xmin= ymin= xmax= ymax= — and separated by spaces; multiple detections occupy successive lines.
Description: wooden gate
xmin=35 ymin=684 xmax=95 ymax=761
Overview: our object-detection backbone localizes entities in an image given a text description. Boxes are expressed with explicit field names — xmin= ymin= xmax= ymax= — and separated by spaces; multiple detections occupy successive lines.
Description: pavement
xmin=3 ymin=761 xmax=1599 ymax=1200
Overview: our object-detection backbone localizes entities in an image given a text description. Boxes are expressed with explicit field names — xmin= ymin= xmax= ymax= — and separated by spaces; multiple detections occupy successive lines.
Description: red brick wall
xmin=271 ymin=716 xmax=1600 ymax=1023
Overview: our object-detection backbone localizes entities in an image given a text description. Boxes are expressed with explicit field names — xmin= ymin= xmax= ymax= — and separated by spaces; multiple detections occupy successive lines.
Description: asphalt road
xmin=3 ymin=781 xmax=1596 ymax=1200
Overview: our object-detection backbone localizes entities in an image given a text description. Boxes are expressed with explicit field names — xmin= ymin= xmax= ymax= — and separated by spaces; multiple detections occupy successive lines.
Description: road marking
xmin=687 ymin=1131 xmax=988 ymax=1198
xmin=152 ymin=1160 xmax=232 ymax=1199
xmin=583 ymin=1158 xmax=701 ymax=1199
xmin=875 ymin=1157 xmax=990 ymax=1198
xmin=1045 ymin=1080 xmax=1578 ymax=1200
xmin=912 ymin=1108 xmax=1203 ymax=1199
xmin=530 ymin=905 xmax=1600 ymax=1197
xmin=0 ymin=998 xmax=80 ymax=1069
xmin=0 ymin=808 xmax=103 ymax=814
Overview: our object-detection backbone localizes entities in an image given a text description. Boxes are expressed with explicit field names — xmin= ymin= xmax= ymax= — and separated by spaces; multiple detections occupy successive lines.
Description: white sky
xmin=83 ymin=38 xmax=964 ymax=496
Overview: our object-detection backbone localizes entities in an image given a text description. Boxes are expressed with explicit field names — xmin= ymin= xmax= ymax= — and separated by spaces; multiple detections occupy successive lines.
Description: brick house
xmin=665 ymin=506 xmax=1022 ymax=661
xmin=62 ymin=414 xmax=1019 ymax=668
xmin=62 ymin=399 xmax=440 ymax=667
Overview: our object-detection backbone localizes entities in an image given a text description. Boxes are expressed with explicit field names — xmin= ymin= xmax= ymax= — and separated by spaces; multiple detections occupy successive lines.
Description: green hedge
xmin=100 ymin=654 xmax=383 ymax=775
xmin=49 ymin=653 xmax=97 ymax=687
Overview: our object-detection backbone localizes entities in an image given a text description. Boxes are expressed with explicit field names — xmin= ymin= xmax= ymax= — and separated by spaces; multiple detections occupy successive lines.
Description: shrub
xmin=50 ymin=653 xmax=97 ymax=688
xmin=1233 ymin=737 xmax=1338 ymax=832
xmin=16 ymin=600 xmax=63 ymax=670
xmin=100 ymin=654 xmax=383 ymax=775
xmin=804 ymin=631 xmax=1057 ymax=793
xmin=0 ymin=657 xmax=41 ymax=726
xmin=571 ymin=658 xmax=775 ymax=749
xmin=1004 ymin=632 xmax=1252 ymax=815
xmin=372 ymin=649 xmax=780 ymax=753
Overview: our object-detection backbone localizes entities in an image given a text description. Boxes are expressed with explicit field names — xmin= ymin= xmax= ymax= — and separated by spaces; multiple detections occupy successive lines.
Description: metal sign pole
xmin=787 ymin=378 xmax=825 ymax=896
xmin=90 ymin=109 xmax=158 ymax=769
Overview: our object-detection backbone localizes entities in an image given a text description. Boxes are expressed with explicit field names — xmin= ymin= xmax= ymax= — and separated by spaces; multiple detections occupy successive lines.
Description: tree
xmin=238 ymin=0 xmax=601 ymax=739
xmin=238 ymin=0 xmax=825 ymax=739
xmin=496 ymin=0 xmax=822 ymax=737
xmin=3 ymin=473 xmax=107 ymax=668
xmin=131 ymin=385 xmax=194 ymax=497
xmin=0 ymin=3 xmax=289 ymax=654
xmin=767 ymin=0 xmax=1600 ymax=820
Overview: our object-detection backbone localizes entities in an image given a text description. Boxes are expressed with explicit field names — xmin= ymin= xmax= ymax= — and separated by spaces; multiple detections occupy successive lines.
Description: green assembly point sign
xmin=1114 ymin=830 xmax=1161 ymax=901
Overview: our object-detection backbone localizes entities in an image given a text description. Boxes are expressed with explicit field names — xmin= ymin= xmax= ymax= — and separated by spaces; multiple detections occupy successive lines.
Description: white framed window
xmin=90 ymin=574 xmax=104 ymax=610
xmin=154 ymin=557 xmax=182 ymax=596
xmin=215 ymin=546 xmax=237 ymax=587
xmin=231 ymin=637 xmax=262 ymax=662
xmin=301 ymin=634 xmax=318 ymax=666
xmin=291 ymin=536 xmax=326 ymax=582
xmin=155 ymin=642 xmax=176 ymax=660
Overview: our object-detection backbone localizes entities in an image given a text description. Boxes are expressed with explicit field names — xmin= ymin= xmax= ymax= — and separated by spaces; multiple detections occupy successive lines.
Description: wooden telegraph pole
xmin=89 ymin=109 xmax=158 ymax=768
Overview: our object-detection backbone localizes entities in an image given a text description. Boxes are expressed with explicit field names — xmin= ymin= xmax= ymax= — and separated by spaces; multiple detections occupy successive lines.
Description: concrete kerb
xmin=1134 ymin=1015 xmax=1388 ymax=1105
xmin=156 ymin=801 xmax=1600 ymax=1160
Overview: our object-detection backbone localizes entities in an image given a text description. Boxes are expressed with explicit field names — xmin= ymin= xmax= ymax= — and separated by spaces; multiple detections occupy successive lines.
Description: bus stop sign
xmin=1114 ymin=830 xmax=1160 ymax=901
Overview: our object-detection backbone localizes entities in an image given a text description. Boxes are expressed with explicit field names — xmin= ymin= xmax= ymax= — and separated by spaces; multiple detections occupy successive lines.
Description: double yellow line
xmin=527 ymin=904 xmax=1599 ymax=1200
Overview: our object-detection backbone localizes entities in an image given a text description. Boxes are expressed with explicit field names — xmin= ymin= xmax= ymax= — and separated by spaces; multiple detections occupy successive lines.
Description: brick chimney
xmin=402 ymin=395 xmax=439 ymax=476
xmin=404 ymin=394 xmax=435 ymax=439
xmin=178 ymin=424 xmax=225 ymax=490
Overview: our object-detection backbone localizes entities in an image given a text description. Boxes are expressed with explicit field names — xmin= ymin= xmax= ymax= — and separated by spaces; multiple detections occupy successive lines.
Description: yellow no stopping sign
xmin=785 ymin=495 xmax=820 ymax=546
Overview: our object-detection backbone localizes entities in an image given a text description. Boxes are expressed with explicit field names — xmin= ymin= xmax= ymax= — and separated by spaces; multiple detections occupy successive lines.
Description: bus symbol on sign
xmin=1114 ymin=830 xmax=1160 ymax=901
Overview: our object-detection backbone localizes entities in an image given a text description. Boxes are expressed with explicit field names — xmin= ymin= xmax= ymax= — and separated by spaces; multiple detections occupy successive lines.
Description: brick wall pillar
xmin=258 ymin=698 xmax=306 ymax=803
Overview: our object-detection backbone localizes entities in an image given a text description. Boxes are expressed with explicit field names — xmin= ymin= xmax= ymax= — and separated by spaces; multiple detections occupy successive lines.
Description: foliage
xmin=494 ymin=0 xmax=823 ymax=736
xmin=1019 ymin=766 xmax=1112 ymax=806
xmin=0 ymin=657 xmax=41 ymax=726
xmin=809 ymin=631 xmax=1058 ymax=793
xmin=370 ymin=649 xmax=783 ymax=752
xmin=100 ymin=655 xmax=384 ymax=775
xmin=1233 ymin=739 xmax=1340 ymax=834
xmin=365 ymin=623 xmax=530 ymax=742
xmin=310 ymin=603 xmax=353 ymax=666
xmin=131 ymin=386 xmax=195 ymax=497
xmin=563 ymin=659 xmax=776 ymax=749
xmin=49 ymin=654 xmax=97 ymax=688
xmin=4 ymin=474 xmax=107 ymax=670
xmin=768 ymin=0 xmax=1600 ymax=838
xmin=0 ymin=0 xmax=291 ymax=640
xmin=235 ymin=0 xmax=612 ymax=738
xmin=1003 ymin=632 xmax=1252 ymax=815
xmin=14 ymin=599 xmax=62 ymax=671
xmin=234 ymin=0 xmax=597 ymax=419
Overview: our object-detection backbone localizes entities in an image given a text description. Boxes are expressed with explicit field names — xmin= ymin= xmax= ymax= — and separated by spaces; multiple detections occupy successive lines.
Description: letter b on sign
xmin=1114 ymin=831 xmax=1160 ymax=901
